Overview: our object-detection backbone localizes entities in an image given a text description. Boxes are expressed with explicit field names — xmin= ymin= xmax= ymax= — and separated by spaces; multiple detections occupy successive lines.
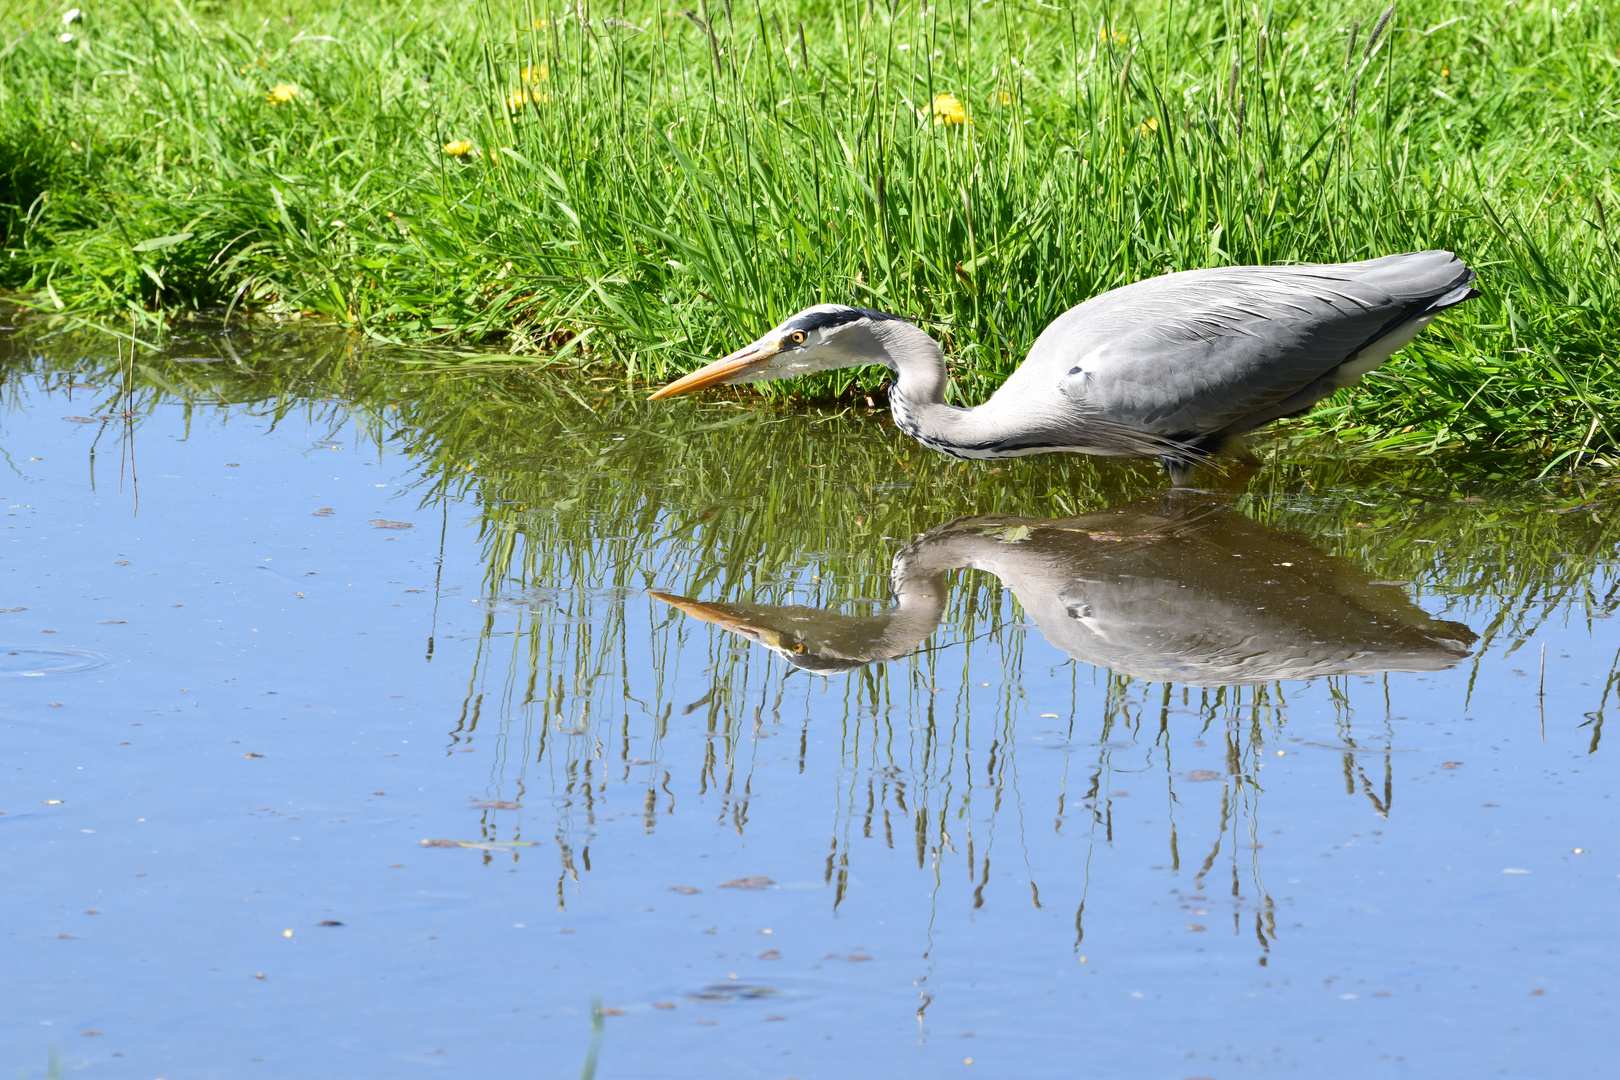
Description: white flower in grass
xmin=57 ymin=32 xmax=75 ymax=42
xmin=62 ymin=8 xmax=83 ymax=25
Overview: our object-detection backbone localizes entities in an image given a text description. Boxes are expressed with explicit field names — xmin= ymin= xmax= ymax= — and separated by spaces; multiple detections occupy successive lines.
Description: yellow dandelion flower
xmin=522 ymin=63 xmax=549 ymax=84
xmin=443 ymin=140 xmax=473 ymax=157
xmin=508 ymin=88 xmax=529 ymax=110
xmin=1441 ymin=66 xmax=1450 ymax=78
xmin=931 ymin=92 xmax=968 ymax=127
xmin=266 ymin=83 xmax=300 ymax=104
xmin=1099 ymin=25 xmax=1127 ymax=44
xmin=532 ymin=18 xmax=550 ymax=29
xmin=1137 ymin=117 xmax=1159 ymax=136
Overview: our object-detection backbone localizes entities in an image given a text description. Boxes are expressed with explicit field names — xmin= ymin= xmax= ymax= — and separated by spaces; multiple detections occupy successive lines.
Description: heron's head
xmin=649 ymin=304 xmax=907 ymax=399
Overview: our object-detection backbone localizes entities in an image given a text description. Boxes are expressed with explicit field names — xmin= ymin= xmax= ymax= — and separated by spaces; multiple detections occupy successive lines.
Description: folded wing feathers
xmin=1030 ymin=251 xmax=1475 ymax=438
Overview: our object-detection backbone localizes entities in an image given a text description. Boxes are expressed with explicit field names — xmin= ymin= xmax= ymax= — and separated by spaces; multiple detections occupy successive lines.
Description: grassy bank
xmin=1 ymin=0 xmax=1617 ymax=461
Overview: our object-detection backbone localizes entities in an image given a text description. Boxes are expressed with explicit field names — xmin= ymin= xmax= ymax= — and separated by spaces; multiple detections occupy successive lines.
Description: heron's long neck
xmin=869 ymin=320 xmax=1006 ymax=455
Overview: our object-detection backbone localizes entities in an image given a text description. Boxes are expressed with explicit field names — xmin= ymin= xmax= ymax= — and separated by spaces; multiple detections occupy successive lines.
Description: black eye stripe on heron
xmin=652 ymin=251 xmax=1480 ymax=488
xmin=786 ymin=306 xmax=905 ymax=335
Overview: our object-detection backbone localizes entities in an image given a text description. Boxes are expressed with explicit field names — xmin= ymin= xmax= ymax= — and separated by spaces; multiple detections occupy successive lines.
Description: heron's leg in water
xmin=1220 ymin=435 xmax=1263 ymax=468
xmin=1161 ymin=456 xmax=1200 ymax=488
xmin=1213 ymin=461 xmax=1262 ymax=492
xmin=1162 ymin=454 xmax=1258 ymax=491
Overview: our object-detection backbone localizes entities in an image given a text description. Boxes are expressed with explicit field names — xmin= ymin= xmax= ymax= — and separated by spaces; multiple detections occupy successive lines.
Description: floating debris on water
xmin=718 ymin=877 xmax=774 ymax=890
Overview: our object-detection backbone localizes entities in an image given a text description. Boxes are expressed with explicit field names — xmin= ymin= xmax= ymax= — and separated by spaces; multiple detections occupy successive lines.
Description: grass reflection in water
xmin=8 ymin=321 xmax=1620 ymax=961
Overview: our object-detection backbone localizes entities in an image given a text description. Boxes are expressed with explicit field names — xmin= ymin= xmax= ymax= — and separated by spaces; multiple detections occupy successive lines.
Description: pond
xmin=3 ymin=320 xmax=1617 ymax=1078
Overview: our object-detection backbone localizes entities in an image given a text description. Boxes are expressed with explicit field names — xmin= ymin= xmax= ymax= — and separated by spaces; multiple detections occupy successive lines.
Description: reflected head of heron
xmin=648 ymin=589 xmax=874 ymax=673
xmin=648 ymin=305 xmax=908 ymax=399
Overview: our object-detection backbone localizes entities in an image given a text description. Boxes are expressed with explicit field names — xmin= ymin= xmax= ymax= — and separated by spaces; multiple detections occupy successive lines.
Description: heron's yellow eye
xmin=789 ymin=331 xmax=806 ymax=345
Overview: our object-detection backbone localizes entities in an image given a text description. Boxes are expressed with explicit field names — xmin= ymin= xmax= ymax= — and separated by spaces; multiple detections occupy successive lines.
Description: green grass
xmin=1 ymin=0 xmax=1618 ymax=461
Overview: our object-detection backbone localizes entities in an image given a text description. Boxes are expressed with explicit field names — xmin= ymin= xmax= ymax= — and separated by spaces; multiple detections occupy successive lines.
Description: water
xmin=4 ymin=323 xmax=1618 ymax=1078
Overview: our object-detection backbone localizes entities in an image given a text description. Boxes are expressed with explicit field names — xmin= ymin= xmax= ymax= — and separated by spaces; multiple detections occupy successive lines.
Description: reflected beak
xmin=648 ymin=340 xmax=780 ymax=400
xmin=648 ymin=590 xmax=763 ymax=636
xmin=650 ymin=590 xmax=801 ymax=653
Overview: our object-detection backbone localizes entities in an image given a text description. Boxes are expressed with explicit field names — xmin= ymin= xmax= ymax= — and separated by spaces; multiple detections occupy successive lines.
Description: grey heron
xmin=653 ymin=495 xmax=1477 ymax=684
xmin=650 ymin=250 xmax=1478 ymax=484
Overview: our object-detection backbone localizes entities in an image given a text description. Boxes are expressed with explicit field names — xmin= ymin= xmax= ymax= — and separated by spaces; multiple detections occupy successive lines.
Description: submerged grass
xmin=1 ymin=0 xmax=1618 ymax=460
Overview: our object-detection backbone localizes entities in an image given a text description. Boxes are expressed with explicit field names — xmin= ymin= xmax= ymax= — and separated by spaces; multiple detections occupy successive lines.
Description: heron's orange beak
xmin=648 ymin=340 xmax=780 ymax=400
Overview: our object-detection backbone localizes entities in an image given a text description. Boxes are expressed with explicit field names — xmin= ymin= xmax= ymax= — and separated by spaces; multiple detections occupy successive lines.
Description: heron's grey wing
xmin=997 ymin=250 xmax=1476 ymax=442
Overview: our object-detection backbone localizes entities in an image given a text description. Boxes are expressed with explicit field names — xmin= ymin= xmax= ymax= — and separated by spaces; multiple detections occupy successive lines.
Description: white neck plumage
xmin=865 ymin=320 xmax=1010 ymax=459
xmin=867 ymin=318 xmax=1183 ymax=463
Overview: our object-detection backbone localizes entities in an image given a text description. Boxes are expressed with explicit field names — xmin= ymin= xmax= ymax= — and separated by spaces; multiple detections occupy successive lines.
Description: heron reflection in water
xmin=653 ymin=495 xmax=1476 ymax=685
xmin=651 ymin=252 xmax=1479 ymax=485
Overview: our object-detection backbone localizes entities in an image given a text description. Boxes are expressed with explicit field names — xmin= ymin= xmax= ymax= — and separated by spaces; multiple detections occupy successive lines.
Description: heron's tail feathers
xmin=1423 ymin=263 xmax=1480 ymax=314
xmin=1356 ymin=249 xmax=1477 ymax=299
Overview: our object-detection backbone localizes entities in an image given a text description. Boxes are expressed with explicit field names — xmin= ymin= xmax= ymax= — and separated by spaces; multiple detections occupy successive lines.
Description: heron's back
xmin=994 ymin=250 xmax=1477 ymax=445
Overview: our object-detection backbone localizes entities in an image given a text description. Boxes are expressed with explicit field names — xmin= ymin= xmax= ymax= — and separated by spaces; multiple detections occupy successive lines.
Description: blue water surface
xmin=2 ymin=338 xmax=1617 ymax=1079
